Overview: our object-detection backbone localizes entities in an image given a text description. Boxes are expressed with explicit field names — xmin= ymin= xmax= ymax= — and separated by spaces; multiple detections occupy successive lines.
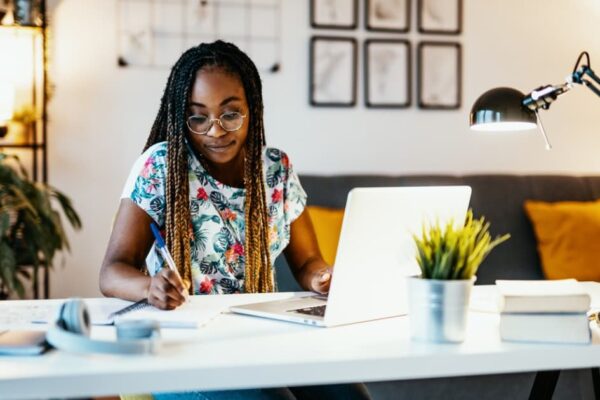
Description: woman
xmin=100 ymin=41 xmax=332 ymax=305
xmin=100 ymin=41 xmax=370 ymax=399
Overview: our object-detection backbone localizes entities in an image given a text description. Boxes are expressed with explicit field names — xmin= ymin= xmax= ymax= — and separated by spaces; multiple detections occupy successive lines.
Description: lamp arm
xmin=522 ymin=52 xmax=600 ymax=111
xmin=583 ymin=79 xmax=600 ymax=97
xmin=573 ymin=64 xmax=600 ymax=84
xmin=574 ymin=66 xmax=600 ymax=97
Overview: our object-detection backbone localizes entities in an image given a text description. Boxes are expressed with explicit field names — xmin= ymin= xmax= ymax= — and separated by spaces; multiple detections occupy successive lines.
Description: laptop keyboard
xmin=292 ymin=305 xmax=327 ymax=317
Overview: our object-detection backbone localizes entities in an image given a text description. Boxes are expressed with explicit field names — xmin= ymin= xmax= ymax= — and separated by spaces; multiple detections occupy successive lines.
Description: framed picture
xmin=365 ymin=0 xmax=410 ymax=33
xmin=310 ymin=0 xmax=358 ymax=30
xmin=417 ymin=0 xmax=462 ymax=35
xmin=364 ymin=39 xmax=411 ymax=108
xmin=417 ymin=42 xmax=462 ymax=110
xmin=310 ymin=36 xmax=357 ymax=107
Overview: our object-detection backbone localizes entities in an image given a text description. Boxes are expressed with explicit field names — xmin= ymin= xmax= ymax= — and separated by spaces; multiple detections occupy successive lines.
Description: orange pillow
xmin=306 ymin=206 xmax=344 ymax=266
xmin=524 ymin=199 xmax=600 ymax=281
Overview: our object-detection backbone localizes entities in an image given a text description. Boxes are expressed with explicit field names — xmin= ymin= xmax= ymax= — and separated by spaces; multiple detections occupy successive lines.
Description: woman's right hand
xmin=147 ymin=268 xmax=188 ymax=310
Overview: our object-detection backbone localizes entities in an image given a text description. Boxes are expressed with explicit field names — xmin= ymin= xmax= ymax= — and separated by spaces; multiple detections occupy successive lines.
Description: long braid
xmin=145 ymin=49 xmax=203 ymax=289
xmin=215 ymin=44 xmax=273 ymax=293
xmin=144 ymin=41 xmax=273 ymax=293
xmin=244 ymin=99 xmax=272 ymax=292
xmin=243 ymin=114 xmax=272 ymax=292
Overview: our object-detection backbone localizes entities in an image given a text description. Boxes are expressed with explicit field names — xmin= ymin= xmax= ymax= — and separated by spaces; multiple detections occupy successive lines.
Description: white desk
xmin=1 ymin=285 xmax=599 ymax=400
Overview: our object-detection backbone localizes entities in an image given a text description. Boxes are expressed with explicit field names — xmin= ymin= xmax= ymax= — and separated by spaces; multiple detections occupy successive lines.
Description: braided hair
xmin=144 ymin=41 xmax=273 ymax=293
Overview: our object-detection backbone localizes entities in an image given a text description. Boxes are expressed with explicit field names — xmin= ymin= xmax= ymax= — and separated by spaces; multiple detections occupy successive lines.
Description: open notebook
xmin=22 ymin=298 xmax=222 ymax=329
xmin=90 ymin=299 xmax=222 ymax=329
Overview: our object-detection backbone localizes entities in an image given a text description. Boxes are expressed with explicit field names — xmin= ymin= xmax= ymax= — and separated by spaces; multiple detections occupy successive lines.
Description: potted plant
xmin=0 ymin=153 xmax=81 ymax=299
xmin=408 ymin=210 xmax=510 ymax=342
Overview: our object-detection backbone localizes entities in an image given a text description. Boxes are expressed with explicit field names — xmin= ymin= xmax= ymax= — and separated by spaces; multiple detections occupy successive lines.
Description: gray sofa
xmin=274 ymin=174 xmax=600 ymax=400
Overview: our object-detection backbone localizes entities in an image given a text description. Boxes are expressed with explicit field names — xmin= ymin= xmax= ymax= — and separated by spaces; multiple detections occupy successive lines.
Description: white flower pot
xmin=407 ymin=276 xmax=476 ymax=343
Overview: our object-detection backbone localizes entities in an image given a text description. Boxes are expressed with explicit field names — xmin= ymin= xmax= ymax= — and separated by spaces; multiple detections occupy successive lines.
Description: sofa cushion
xmin=524 ymin=199 xmax=600 ymax=281
xmin=306 ymin=206 xmax=344 ymax=266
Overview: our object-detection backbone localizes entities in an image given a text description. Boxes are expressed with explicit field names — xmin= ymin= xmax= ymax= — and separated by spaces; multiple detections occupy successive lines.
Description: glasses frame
xmin=186 ymin=112 xmax=247 ymax=136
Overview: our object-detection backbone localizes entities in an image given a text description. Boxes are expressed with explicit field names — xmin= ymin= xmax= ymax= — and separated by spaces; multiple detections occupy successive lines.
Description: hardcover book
xmin=496 ymin=279 xmax=591 ymax=313
xmin=499 ymin=312 xmax=591 ymax=344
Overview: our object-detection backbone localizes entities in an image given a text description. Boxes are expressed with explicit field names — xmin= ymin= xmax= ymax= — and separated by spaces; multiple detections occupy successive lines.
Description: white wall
xmin=47 ymin=0 xmax=600 ymax=298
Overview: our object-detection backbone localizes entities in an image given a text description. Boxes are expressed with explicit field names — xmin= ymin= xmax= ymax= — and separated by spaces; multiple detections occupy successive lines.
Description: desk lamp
xmin=469 ymin=51 xmax=600 ymax=149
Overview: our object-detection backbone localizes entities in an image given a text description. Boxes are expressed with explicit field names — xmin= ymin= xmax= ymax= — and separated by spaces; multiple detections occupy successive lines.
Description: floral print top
xmin=121 ymin=141 xmax=307 ymax=294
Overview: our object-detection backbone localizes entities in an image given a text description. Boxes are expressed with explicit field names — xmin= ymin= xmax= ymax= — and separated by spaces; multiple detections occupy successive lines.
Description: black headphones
xmin=45 ymin=298 xmax=160 ymax=355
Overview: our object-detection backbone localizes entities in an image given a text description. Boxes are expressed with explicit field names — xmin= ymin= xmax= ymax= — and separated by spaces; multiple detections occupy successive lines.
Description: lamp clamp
xmin=522 ymin=83 xmax=571 ymax=111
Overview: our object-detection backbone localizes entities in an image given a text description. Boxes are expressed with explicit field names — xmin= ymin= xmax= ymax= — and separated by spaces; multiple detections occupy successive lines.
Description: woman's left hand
xmin=309 ymin=267 xmax=333 ymax=294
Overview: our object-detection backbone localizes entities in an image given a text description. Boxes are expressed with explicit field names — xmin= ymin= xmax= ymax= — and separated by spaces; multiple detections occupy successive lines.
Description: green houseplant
xmin=408 ymin=210 xmax=510 ymax=342
xmin=414 ymin=210 xmax=510 ymax=280
xmin=0 ymin=153 xmax=81 ymax=299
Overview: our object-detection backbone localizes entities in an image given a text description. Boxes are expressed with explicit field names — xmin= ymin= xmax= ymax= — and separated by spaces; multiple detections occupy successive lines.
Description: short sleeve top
xmin=121 ymin=141 xmax=307 ymax=294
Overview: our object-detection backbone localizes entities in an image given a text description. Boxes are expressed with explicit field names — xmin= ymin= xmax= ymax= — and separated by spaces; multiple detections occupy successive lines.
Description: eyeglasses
xmin=186 ymin=111 xmax=246 ymax=135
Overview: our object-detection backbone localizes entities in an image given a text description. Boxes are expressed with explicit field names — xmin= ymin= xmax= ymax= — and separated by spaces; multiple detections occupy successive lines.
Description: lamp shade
xmin=469 ymin=87 xmax=537 ymax=132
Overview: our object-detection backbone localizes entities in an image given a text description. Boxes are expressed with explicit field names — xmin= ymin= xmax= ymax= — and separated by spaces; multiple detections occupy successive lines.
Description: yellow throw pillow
xmin=524 ymin=199 xmax=600 ymax=281
xmin=306 ymin=206 xmax=344 ymax=266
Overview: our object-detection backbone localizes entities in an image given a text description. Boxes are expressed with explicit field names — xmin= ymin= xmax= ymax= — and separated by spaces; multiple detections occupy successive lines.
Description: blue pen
xmin=150 ymin=222 xmax=189 ymax=300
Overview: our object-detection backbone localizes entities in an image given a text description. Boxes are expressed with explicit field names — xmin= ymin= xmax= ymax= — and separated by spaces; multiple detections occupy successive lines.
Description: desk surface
xmin=1 ymin=285 xmax=600 ymax=399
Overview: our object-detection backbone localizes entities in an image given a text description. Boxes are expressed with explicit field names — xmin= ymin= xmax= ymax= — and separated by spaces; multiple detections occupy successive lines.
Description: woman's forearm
xmin=99 ymin=262 xmax=151 ymax=302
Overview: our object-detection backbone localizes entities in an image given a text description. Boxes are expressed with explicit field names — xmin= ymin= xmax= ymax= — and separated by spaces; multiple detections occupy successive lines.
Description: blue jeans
xmin=153 ymin=383 xmax=371 ymax=400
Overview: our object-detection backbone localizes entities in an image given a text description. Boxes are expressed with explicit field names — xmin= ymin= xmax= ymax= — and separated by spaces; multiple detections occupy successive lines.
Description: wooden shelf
xmin=1 ymin=1 xmax=49 ymax=300
xmin=0 ymin=24 xmax=43 ymax=31
xmin=0 ymin=26 xmax=43 ymax=36
xmin=0 ymin=143 xmax=45 ymax=149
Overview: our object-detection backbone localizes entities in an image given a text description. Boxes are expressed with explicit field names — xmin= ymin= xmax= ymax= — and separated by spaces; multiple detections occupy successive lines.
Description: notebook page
xmin=113 ymin=301 xmax=223 ymax=329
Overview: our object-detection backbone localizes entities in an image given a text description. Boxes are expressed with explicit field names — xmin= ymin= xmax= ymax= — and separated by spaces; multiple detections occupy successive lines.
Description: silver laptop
xmin=230 ymin=186 xmax=472 ymax=327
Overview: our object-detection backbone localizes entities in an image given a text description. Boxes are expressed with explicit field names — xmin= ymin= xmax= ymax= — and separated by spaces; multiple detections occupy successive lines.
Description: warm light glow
xmin=0 ymin=82 xmax=14 ymax=124
xmin=0 ymin=27 xmax=41 ymax=119
xmin=470 ymin=122 xmax=538 ymax=132
xmin=0 ymin=9 xmax=14 ymax=26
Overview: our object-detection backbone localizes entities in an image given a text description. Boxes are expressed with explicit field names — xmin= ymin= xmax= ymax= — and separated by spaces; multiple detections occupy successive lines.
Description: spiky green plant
xmin=0 ymin=153 xmax=81 ymax=298
xmin=414 ymin=210 xmax=510 ymax=280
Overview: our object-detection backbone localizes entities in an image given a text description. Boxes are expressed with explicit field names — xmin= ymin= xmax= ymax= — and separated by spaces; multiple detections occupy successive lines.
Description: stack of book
xmin=496 ymin=279 xmax=591 ymax=344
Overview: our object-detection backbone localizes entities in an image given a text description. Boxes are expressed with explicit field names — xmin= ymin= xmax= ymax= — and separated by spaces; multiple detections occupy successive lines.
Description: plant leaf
xmin=0 ymin=153 xmax=82 ymax=298
xmin=412 ymin=209 xmax=510 ymax=280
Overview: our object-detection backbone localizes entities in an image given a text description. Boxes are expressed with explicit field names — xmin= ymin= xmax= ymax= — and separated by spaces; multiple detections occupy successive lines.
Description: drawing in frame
xmin=364 ymin=39 xmax=411 ymax=108
xmin=310 ymin=0 xmax=358 ymax=30
xmin=310 ymin=36 xmax=357 ymax=107
xmin=417 ymin=41 xmax=461 ymax=110
xmin=417 ymin=0 xmax=462 ymax=35
xmin=365 ymin=0 xmax=410 ymax=33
